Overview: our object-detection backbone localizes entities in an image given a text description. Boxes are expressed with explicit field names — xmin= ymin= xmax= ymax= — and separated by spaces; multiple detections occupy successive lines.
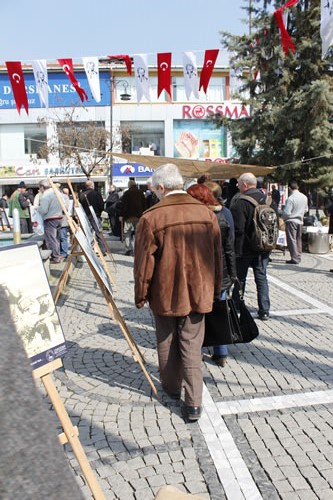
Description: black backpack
xmin=240 ymin=194 xmax=278 ymax=252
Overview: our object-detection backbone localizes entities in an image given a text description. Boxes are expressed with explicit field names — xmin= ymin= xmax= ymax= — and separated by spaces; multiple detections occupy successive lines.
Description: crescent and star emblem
xmin=62 ymin=64 xmax=70 ymax=75
xmin=160 ymin=62 xmax=168 ymax=71
xmin=12 ymin=73 xmax=21 ymax=83
xmin=206 ymin=60 xmax=213 ymax=67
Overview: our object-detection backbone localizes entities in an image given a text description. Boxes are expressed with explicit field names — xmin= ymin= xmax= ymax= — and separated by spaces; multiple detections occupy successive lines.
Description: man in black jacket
xmin=79 ymin=180 xmax=107 ymax=255
xmin=120 ymin=180 xmax=146 ymax=256
xmin=231 ymin=172 xmax=271 ymax=321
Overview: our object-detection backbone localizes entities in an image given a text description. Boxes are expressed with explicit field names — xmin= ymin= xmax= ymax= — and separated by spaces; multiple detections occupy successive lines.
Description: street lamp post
xmin=109 ymin=75 xmax=131 ymax=184
xmin=98 ymin=58 xmax=132 ymax=184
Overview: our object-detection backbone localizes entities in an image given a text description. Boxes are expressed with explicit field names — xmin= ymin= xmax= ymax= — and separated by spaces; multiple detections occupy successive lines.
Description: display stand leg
xmin=40 ymin=372 xmax=105 ymax=499
xmin=53 ymin=242 xmax=80 ymax=304
xmin=91 ymin=270 xmax=158 ymax=398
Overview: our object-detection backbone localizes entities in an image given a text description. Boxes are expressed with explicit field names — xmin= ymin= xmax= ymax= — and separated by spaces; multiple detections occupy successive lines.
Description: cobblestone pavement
xmin=47 ymin=236 xmax=333 ymax=500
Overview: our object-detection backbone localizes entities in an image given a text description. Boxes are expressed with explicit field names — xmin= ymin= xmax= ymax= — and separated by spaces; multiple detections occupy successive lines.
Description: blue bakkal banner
xmin=0 ymin=71 xmax=110 ymax=109
xmin=113 ymin=163 xmax=154 ymax=177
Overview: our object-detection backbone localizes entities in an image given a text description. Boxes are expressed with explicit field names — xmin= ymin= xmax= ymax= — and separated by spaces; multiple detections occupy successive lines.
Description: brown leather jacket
xmin=134 ymin=192 xmax=223 ymax=316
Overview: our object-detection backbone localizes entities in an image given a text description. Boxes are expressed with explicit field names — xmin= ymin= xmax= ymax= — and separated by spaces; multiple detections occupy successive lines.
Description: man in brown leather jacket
xmin=134 ymin=163 xmax=222 ymax=422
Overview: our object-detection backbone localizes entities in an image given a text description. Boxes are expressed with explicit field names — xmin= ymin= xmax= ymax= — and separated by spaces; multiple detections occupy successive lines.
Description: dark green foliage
xmin=219 ymin=0 xmax=333 ymax=187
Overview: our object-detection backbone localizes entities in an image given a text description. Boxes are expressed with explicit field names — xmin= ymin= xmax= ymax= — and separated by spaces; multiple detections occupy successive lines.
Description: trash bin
xmin=307 ymin=232 xmax=330 ymax=254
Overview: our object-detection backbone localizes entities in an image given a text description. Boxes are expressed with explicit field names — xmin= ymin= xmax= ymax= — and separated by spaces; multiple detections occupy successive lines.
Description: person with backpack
xmin=231 ymin=172 xmax=278 ymax=321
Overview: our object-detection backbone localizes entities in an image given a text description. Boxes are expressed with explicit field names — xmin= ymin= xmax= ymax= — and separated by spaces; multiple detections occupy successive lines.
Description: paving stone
xmin=288 ymin=475 xmax=311 ymax=491
xmin=53 ymin=244 xmax=333 ymax=499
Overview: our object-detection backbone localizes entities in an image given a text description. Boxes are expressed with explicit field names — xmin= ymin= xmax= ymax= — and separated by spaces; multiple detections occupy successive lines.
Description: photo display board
xmin=74 ymin=227 xmax=113 ymax=295
xmin=74 ymin=205 xmax=94 ymax=245
xmin=0 ymin=242 xmax=67 ymax=370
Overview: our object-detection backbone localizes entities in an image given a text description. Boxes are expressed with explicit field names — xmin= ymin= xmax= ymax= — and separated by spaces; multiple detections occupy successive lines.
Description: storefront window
xmin=172 ymin=76 xmax=226 ymax=102
xmin=173 ymin=119 xmax=227 ymax=160
xmin=24 ymin=124 xmax=47 ymax=158
xmin=121 ymin=121 xmax=165 ymax=156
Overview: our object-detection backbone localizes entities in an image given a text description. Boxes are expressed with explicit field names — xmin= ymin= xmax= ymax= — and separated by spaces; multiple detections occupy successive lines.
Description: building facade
xmin=0 ymin=63 xmax=248 ymax=196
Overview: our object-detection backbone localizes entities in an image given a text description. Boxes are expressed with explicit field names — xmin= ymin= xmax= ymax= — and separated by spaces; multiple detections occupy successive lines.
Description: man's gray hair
xmin=152 ymin=163 xmax=183 ymax=190
xmin=238 ymin=172 xmax=257 ymax=187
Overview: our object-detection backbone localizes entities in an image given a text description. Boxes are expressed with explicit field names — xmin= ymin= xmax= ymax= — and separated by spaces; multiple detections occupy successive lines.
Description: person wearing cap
xmin=8 ymin=182 xmax=31 ymax=234
xmin=37 ymin=180 xmax=64 ymax=263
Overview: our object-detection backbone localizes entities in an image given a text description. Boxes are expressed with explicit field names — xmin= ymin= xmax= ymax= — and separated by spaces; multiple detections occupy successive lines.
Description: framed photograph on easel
xmin=0 ymin=242 xmax=67 ymax=370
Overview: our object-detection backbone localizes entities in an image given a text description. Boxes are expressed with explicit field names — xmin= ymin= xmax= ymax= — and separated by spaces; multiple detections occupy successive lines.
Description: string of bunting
xmin=3 ymin=2 xmax=333 ymax=116
xmin=4 ymin=49 xmax=220 ymax=116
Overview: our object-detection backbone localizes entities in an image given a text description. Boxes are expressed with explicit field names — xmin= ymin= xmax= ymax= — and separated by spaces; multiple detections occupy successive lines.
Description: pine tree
xmin=219 ymin=0 xmax=333 ymax=188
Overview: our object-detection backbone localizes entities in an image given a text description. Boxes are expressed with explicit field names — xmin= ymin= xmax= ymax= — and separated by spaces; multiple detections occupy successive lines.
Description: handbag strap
xmin=230 ymin=279 xmax=245 ymax=302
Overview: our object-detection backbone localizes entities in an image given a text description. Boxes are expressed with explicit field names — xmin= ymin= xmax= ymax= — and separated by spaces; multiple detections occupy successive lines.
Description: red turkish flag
xmin=274 ymin=0 xmax=299 ymax=55
xmin=5 ymin=61 xmax=29 ymax=115
xmin=199 ymin=49 xmax=219 ymax=93
xmin=108 ymin=54 xmax=132 ymax=75
xmin=57 ymin=58 xmax=88 ymax=102
xmin=157 ymin=53 xmax=172 ymax=98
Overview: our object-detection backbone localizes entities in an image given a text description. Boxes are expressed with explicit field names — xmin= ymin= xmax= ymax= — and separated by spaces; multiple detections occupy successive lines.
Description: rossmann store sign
xmin=182 ymin=103 xmax=250 ymax=119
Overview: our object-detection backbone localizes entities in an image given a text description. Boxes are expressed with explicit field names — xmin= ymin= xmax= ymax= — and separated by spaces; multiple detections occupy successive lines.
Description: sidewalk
xmin=49 ymin=237 xmax=333 ymax=500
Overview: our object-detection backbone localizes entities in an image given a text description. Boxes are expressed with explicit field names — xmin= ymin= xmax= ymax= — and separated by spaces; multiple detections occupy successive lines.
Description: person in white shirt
xmin=282 ymin=180 xmax=308 ymax=264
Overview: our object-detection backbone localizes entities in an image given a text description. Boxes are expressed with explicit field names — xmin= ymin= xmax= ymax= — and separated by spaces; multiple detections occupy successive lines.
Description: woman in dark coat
xmin=187 ymin=183 xmax=237 ymax=367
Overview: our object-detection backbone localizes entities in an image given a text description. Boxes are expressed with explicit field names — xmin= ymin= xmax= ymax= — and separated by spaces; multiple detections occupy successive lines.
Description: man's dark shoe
xmin=258 ymin=312 xmax=269 ymax=321
xmin=125 ymin=250 xmax=132 ymax=256
xmin=286 ymin=260 xmax=299 ymax=264
xmin=184 ymin=405 xmax=202 ymax=421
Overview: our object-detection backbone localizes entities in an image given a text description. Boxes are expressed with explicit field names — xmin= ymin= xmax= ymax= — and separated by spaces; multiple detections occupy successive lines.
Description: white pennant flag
xmin=321 ymin=0 xmax=333 ymax=58
xmin=32 ymin=59 xmax=49 ymax=108
xmin=82 ymin=56 xmax=101 ymax=102
xmin=133 ymin=54 xmax=150 ymax=102
xmin=182 ymin=52 xmax=199 ymax=100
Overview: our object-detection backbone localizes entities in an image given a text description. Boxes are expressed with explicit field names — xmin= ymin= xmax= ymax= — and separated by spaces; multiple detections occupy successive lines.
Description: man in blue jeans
xmin=231 ymin=173 xmax=271 ymax=321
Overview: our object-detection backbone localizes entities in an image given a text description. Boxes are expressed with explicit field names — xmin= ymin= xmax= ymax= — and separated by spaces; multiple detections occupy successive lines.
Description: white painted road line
xmin=216 ymin=389 xmax=333 ymax=416
xmin=269 ymin=274 xmax=333 ymax=315
xmin=201 ymin=384 xmax=263 ymax=500
xmin=270 ymin=308 xmax=328 ymax=317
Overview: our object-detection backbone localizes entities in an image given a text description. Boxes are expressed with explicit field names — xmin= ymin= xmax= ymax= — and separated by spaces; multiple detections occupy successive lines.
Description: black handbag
xmin=238 ymin=297 xmax=259 ymax=343
xmin=203 ymin=296 xmax=259 ymax=347
xmin=203 ymin=299 xmax=233 ymax=347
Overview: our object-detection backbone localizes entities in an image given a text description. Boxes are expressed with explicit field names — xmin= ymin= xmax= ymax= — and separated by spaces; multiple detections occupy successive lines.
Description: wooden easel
xmin=53 ymin=239 xmax=81 ymax=305
xmin=68 ymin=178 xmax=117 ymax=275
xmin=49 ymin=178 xmax=158 ymax=397
xmin=80 ymin=196 xmax=117 ymax=273
xmin=83 ymin=252 xmax=157 ymax=397
xmin=33 ymin=359 xmax=104 ymax=499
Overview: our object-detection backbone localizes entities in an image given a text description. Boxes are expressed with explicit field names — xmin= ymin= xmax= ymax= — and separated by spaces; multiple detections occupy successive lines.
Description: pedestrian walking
xmin=120 ymin=180 xmax=146 ymax=256
xmin=0 ymin=193 xmax=8 ymax=208
xmin=271 ymin=184 xmax=281 ymax=208
xmin=37 ymin=179 xmax=63 ymax=263
xmin=8 ymin=181 xmax=31 ymax=234
xmin=231 ymin=172 xmax=272 ymax=321
xmin=206 ymin=181 xmax=236 ymax=364
xmin=134 ymin=164 xmax=222 ymax=421
xmin=282 ymin=180 xmax=308 ymax=264
xmin=105 ymin=185 xmax=120 ymax=235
